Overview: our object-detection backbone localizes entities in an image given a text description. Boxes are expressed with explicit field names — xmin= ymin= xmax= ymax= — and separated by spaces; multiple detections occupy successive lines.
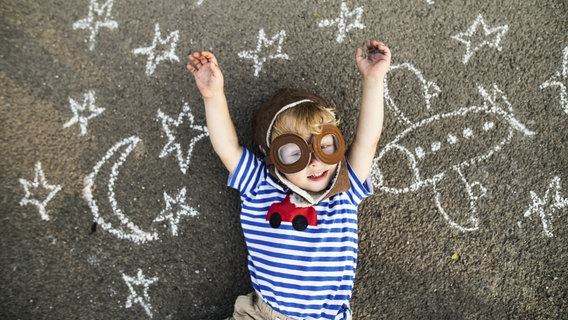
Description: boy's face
xmin=281 ymin=132 xmax=340 ymax=192
xmin=284 ymin=159 xmax=339 ymax=193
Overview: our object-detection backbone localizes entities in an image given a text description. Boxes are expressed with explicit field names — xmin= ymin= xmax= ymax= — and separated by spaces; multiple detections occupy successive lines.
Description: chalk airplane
xmin=371 ymin=63 xmax=535 ymax=231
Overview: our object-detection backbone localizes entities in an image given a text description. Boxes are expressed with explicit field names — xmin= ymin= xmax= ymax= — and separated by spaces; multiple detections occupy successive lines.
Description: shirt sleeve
xmin=345 ymin=160 xmax=374 ymax=206
xmin=227 ymin=148 xmax=267 ymax=197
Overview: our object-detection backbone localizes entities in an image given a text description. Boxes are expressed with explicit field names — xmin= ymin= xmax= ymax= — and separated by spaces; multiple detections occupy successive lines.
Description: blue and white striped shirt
xmin=228 ymin=149 xmax=372 ymax=320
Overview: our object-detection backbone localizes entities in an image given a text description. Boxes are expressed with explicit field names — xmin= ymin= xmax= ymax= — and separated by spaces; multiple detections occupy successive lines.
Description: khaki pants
xmin=225 ymin=292 xmax=295 ymax=320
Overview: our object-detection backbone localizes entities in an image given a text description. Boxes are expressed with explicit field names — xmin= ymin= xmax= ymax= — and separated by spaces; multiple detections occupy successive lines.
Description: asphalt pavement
xmin=1 ymin=0 xmax=567 ymax=319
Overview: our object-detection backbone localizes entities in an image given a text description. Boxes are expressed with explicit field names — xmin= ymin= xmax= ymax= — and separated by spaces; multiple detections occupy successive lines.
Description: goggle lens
xmin=269 ymin=125 xmax=345 ymax=174
xmin=319 ymin=134 xmax=339 ymax=156
xmin=278 ymin=143 xmax=302 ymax=165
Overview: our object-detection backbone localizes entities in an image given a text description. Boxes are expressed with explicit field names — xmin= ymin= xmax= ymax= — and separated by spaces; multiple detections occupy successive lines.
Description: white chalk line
xmin=84 ymin=136 xmax=159 ymax=243
xmin=19 ymin=161 xmax=62 ymax=221
xmin=383 ymin=63 xmax=441 ymax=126
xmin=524 ymin=176 xmax=567 ymax=237
xmin=73 ymin=0 xmax=118 ymax=51
xmin=153 ymin=187 xmax=199 ymax=236
xmin=63 ymin=90 xmax=105 ymax=136
xmin=121 ymin=269 xmax=159 ymax=318
xmin=540 ymin=46 xmax=568 ymax=115
xmin=157 ymin=102 xmax=209 ymax=174
xmin=318 ymin=1 xmax=365 ymax=43
xmin=238 ymin=28 xmax=289 ymax=77
xmin=373 ymin=63 xmax=535 ymax=232
xmin=451 ymin=14 xmax=509 ymax=64
xmin=132 ymin=23 xmax=180 ymax=77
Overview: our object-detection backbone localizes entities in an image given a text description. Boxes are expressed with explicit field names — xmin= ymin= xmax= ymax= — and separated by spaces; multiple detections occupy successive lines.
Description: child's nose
xmin=309 ymin=153 xmax=323 ymax=165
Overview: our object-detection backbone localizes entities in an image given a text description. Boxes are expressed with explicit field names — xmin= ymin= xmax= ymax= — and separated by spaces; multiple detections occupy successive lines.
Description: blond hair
xmin=271 ymin=102 xmax=339 ymax=142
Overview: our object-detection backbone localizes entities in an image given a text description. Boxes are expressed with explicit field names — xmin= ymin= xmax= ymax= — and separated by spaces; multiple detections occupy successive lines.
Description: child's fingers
xmin=188 ymin=52 xmax=202 ymax=66
xmin=366 ymin=40 xmax=391 ymax=60
xmin=377 ymin=42 xmax=390 ymax=54
xmin=367 ymin=40 xmax=379 ymax=49
xmin=187 ymin=59 xmax=201 ymax=72
xmin=201 ymin=51 xmax=220 ymax=68
xmin=368 ymin=41 xmax=383 ymax=53
xmin=186 ymin=63 xmax=198 ymax=73
xmin=187 ymin=51 xmax=220 ymax=71
xmin=355 ymin=47 xmax=365 ymax=62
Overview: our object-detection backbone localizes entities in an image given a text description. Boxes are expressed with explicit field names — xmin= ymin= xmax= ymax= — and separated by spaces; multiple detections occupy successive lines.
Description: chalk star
xmin=540 ymin=46 xmax=568 ymax=115
xmin=318 ymin=1 xmax=365 ymax=43
xmin=73 ymin=0 xmax=118 ymax=51
xmin=524 ymin=176 xmax=567 ymax=238
xmin=121 ymin=269 xmax=159 ymax=318
xmin=19 ymin=162 xmax=62 ymax=221
xmin=238 ymin=28 xmax=290 ymax=77
xmin=157 ymin=102 xmax=208 ymax=174
xmin=63 ymin=90 xmax=105 ymax=135
xmin=154 ymin=187 xmax=199 ymax=236
xmin=451 ymin=14 xmax=508 ymax=64
xmin=132 ymin=23 xmax=180 ymax=76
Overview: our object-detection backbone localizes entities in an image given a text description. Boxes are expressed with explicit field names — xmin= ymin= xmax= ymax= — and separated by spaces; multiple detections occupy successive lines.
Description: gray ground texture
xmin=1 ymin=0 xmax=567 ymax=319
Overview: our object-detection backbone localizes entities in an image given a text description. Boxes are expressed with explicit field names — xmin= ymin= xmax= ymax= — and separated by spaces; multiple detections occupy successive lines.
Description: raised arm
xmin=347 ymin=40 xmax=391 ymax=182
xmin=187 ymin=51 xmax=242 ymax=173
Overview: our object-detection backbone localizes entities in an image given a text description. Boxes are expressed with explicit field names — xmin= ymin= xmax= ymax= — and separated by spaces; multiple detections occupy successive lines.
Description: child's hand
xmin=187 ymin=51 xmax=224 ymax=99
xmin=355 ymin=40 xmax=391 ymax=81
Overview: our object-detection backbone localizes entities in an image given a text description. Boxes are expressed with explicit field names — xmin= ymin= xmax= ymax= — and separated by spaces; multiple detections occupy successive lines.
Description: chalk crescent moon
xmin=83 ymin=136 xmax=159 ymax=243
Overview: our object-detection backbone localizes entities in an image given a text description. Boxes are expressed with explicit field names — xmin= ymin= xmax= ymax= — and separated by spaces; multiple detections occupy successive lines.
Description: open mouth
xmin=308 ymin=171 xmax=328 ymax=181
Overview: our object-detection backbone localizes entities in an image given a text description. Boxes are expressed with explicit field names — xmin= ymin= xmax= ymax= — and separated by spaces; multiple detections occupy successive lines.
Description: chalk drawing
xmin=540 ymin=46 xmax=568 ymax=115
xmin=19 ymin=162 xmax=62 ymax=221
xmin=157 ymin=102 xmax=209 ymax=174
xmin=451 ymin=14 xmax=508 ymax=64
xmin=73 ymin=0 xmax=118 ymax=51
xmin=383 ymin=63 xmax=440 ymax=126
xmin=121 ymin=269 xmax=159 ymax=318
xmin=132 ymin=23 xmax=180 ymax=76
xmin=425 ymin=0 xmax=435 ymax=4
xmin=372 ymin=63 xmax=535 ymax=231
xmin=153 ymin=187 xmax=199 ymax=236
xmin=63 ymin=90 xmax=105 ymax=136
xmin=238 ymin=28 xmax=290 ymax=77
xmin=318 ymin=1 xmax=365 ymax=43
xmin=524 ymin=176 xmax=567 ymax=238
xmin=84 ymin=136 xmax=159 ymax=243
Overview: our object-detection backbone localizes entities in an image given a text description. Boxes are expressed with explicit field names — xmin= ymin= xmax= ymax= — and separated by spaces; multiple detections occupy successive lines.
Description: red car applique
xmin=266 ymin=194 xmax=317 ymax=231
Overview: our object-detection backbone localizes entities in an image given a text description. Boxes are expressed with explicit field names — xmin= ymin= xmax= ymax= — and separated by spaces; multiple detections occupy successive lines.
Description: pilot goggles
xmin=268 ymin=125 xmax=346 ymax=174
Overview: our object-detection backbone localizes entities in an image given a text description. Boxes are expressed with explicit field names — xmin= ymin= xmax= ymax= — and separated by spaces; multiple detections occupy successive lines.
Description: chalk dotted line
xmin=413 ymin=121 xmax=496 ymax=160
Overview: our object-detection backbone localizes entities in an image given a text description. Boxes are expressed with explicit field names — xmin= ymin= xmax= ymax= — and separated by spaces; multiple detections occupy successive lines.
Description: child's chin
xmin=304 ymin=181 xmax=332 ymax=193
